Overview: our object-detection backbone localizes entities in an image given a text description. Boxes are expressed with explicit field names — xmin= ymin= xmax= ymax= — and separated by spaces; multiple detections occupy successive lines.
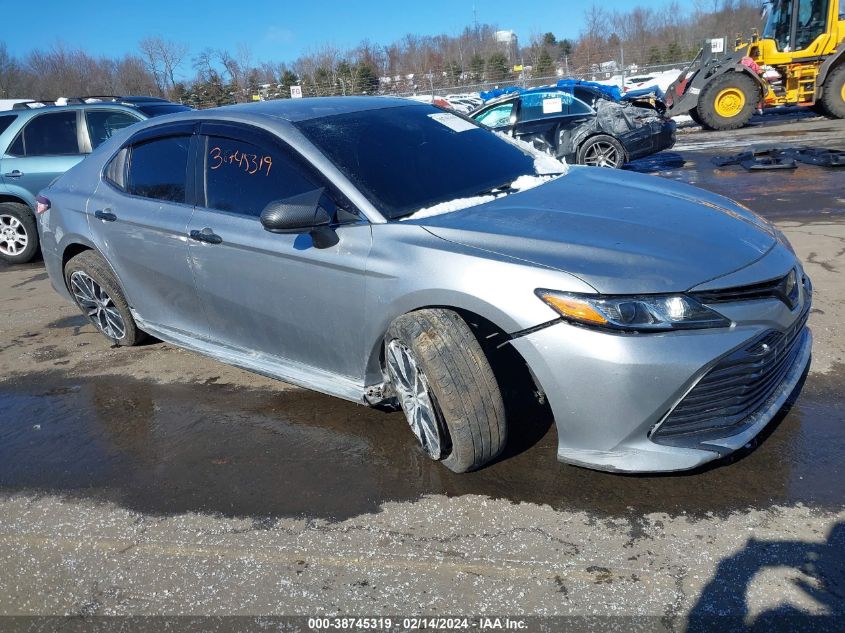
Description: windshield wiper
xmin=475 ymin=182 xmax=516 ymax=197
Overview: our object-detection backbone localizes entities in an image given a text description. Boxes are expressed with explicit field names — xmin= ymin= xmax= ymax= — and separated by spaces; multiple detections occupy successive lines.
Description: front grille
xmin=691 ymin=269 xmax=800 ymax=309
xmin=652 ymin=308 xmax=809 ymax=442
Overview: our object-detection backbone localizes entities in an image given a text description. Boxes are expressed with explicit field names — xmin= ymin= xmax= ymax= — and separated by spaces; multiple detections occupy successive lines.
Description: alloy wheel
xmin=0 ymin=214 xmax=28 ymax=257
xmin=385 ymin=339 xmax=443 ymax=459
xmin=582 ymin=141 xmax=621 ymax=168
xmin=69 ymin=271 xmax=127 ymax=340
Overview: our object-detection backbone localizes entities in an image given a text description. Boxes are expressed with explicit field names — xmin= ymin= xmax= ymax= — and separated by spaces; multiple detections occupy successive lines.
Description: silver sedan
xmin=36 ymin=97 xmax=811 ymax=473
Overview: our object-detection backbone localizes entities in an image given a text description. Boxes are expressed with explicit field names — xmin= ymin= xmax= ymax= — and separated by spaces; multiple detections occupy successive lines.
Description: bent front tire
xmin=64 ymin=250 xmax=144 ymax=347
xmin=0 ymin=202 xmax=39 ymax=264
xmin=385 ymin=309 xmax=506 ymax=473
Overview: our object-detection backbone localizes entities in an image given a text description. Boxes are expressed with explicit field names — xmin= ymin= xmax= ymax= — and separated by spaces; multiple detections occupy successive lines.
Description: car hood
xmin=410 ymin=167 xmax=778 ymax=294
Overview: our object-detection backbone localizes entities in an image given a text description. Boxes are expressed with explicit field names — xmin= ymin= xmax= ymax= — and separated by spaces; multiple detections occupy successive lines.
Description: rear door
xmin=186 ymin=122 xmax=372 ymax=380
xmin=514 ymin=92 xmax=596 ymax=157
xmin=1 ymin=110 xmax=85 ymax=201
xmin=88 ymin=123 xmax=206 ymax=336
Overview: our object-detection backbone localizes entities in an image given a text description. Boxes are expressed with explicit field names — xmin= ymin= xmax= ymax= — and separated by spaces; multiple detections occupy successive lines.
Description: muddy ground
xmin=0 ymin=112 xmax=844 ymax=631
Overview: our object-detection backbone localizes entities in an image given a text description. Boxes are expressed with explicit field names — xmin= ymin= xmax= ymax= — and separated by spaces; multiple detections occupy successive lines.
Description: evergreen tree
xmin=534 ymin=48 xmax=555 ymax=78
xmin=486 ymin=52 xmax=510 ymax=82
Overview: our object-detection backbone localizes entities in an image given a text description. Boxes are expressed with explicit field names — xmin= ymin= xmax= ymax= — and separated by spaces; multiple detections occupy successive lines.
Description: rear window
xmin=295 ymin=104 xmax=536 ymax=219
xmin=127 ymin=135 xmax=190 ymax=203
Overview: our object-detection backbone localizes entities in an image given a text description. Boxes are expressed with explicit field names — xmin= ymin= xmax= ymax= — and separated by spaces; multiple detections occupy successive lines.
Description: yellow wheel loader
xmin=666 ymin=0 xmax=845 ymax=130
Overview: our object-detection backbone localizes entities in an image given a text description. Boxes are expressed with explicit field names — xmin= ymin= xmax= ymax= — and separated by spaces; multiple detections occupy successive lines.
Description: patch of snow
xmin=401 ymin=172 xmax=562 ymax=221
xmin=509 ymin=174 xmax=555 ymax=192
xmin=495 ymin=131 xmax=569 ymax=175
xmin=402 ymin=195 xmax=500 ymax=221
xmin=399 ymin=130 xmax=568 ymax=222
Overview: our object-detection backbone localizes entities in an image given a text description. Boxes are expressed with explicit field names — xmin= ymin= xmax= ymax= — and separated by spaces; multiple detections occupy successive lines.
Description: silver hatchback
xmin=37 ymin=97 xmax=812 ymax=473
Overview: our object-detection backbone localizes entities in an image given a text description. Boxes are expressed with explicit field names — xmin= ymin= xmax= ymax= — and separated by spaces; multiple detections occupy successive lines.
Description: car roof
xmin=6 ymin=102 xmax=148 ymax=118
xmin=211 ymin=96 xmax=418 ymax=122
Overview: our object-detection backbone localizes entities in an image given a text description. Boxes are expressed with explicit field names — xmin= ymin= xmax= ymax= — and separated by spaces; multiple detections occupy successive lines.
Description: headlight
xmin=536 ymin=290 xmax=731 ymax=332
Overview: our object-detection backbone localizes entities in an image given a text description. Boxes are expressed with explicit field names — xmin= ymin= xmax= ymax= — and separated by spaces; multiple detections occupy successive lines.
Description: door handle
xmin=94 ymin=209 xmax=117 ymax=222
xmin=189 ymin=229 xmax=222 ymax=244
xmin=3 ymin=170 xmax=23 ymax=178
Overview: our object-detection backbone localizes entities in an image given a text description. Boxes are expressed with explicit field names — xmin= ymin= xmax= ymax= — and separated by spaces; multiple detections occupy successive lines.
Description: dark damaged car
xmin=470 ymin=86 xmax=676 ymax=168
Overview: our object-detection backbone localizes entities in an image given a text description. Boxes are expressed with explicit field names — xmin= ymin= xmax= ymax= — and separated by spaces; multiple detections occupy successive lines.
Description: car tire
xmin=576 ymin=135 xmax=626 ymax=168
xmin=819 ymin=66 xmax=845 ymax=119
xmin=63 ymin=250 xmax=145 ymax=346
xmin=696 ymin=72 xmax=759 ymax=131
xmin=385 ymin=308 xmax=506 ymax=473
xmin=0 ymin=202 xmax=39 ymax=264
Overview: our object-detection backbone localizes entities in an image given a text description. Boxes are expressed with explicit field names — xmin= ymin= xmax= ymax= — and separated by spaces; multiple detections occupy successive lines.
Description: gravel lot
xmin=1 ymin=112 xmax=844 ymax=632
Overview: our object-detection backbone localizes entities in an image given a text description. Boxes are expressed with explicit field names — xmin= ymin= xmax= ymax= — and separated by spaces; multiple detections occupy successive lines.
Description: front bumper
xmin=509 ymin=292 xmax=812 ymax=473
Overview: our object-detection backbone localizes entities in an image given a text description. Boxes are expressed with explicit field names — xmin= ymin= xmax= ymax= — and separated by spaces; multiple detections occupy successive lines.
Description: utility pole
xmin=620 ymin=45 xmax=625 ymax=90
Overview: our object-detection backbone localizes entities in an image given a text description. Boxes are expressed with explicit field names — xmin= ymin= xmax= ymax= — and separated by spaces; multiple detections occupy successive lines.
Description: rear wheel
xmin=0 ymin=202 xmax=39 ymax=264
xmin=64 ymin=250 xmax=144 ymax=346
xmin=385 ymin=309 xmax=506 ymax=473
xmin=819 ymin=65 xmax=845 ymax=119
xmin=577 ymin=135 xmax=626 ymax=168
xmin=696 ymin=72 xmax=759 ymax=130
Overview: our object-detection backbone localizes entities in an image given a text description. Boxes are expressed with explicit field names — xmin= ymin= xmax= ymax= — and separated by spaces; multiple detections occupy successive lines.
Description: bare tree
xmin=139 ymin=37 xmax=188 ymax=97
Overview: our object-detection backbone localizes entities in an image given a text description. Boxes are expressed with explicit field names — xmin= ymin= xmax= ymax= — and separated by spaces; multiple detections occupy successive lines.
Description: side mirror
xmin=260 ymin=188 xmax=330 ymax=234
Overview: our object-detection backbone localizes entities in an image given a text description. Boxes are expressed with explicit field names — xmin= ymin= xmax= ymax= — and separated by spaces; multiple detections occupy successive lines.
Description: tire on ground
xmin=386 ymin=309 xmax=506 ymax=473
xmin=63 ymin=250 xmax=145 ymax=346
xmin=576 ymin=134 xmax=626 ymax=168
xmin=819 ymin=65 xmax=845 ymax=119
xmin=696 ymin=71 xmax=760 ymax=131
xmin=688 ymin=107 xmax=705 ymax=126
xmin=0 ymin=202 xmax=39 ymax=264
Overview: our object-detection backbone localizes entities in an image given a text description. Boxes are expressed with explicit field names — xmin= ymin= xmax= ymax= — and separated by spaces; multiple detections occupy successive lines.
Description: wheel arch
xmin=0 ymin=193 xmax=34 ymax=211
xmin=58 ymin=239 xmax=125 ymax=300
xmin=364 ymin=300 xmax=541 ymax=399
xmin=817 ymin=44 xmax=845 ymax=94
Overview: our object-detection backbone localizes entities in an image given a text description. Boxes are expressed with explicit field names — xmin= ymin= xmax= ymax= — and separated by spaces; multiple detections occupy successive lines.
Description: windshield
xmin=295 ymin=104 xmax=537 ymax=219
xmin=762 ymin=0 xmax=794 ymax=50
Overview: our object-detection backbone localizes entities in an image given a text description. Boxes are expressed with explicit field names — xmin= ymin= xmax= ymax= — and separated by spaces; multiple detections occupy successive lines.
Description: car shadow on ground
xmin=625 ymin=152 xmax=687 ymax=173
xmin=687 ymin=521 xmax=845 ymax=632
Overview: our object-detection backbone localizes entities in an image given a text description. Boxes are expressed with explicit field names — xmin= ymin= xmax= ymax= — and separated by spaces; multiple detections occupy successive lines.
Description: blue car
xmin=0 ymin=97 xmax=189 ymax=264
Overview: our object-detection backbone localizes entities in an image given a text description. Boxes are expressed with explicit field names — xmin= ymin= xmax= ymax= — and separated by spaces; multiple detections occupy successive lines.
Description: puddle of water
xmin=629 ymin=150 xmax=845 ymax=221
xmin=0 ymin=366 xmax=842 ymax=521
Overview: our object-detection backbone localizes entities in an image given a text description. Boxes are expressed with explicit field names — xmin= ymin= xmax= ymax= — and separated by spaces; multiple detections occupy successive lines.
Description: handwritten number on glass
xmin=209 ymin=146 xmax=272 ymax=176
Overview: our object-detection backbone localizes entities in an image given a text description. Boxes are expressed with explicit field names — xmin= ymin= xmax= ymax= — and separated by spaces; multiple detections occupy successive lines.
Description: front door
xmin=186 ymin=123 xmax=372 ymax=382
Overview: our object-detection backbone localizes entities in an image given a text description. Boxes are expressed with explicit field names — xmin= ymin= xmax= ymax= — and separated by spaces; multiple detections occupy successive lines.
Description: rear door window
xmin=8 ymin=111 xmax=80 ymax=156
xmin=518 ymin=92 xmax=576 ymax=122
xmin=86 ymin=110 xmax=142 ymax=149
xmin=202 ymin=134 xmax=320 ymax=217
xmin=127 ymin=135 xmax=190 ymax=203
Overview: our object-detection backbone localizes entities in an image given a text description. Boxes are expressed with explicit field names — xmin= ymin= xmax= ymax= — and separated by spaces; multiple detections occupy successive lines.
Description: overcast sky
xmin=7 ymin=0 xmax=684 ymax=67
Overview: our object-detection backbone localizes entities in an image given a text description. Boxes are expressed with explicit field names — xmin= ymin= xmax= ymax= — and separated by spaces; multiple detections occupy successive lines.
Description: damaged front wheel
xmin=385 ymin=309 xmax=506 ymax=473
